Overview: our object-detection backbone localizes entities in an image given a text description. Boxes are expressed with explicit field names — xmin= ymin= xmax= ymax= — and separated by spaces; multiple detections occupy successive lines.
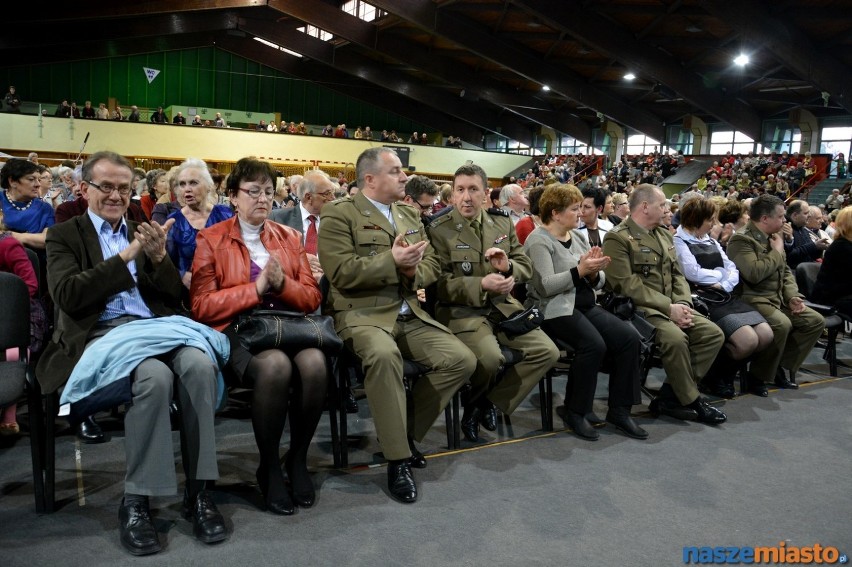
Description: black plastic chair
xmin=335 ymin=349 xmax=459 ymax=467
xmin=795 ymin=262 xmax=850 ymax=377
xmin=0 ymin=272 xmax=30 ymax=413
xmin=0 ymin=272 xmax=49 ymax=513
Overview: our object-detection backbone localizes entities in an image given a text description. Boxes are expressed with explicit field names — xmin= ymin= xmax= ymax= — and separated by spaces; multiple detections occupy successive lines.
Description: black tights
xmin=246 ymin=347 xmax=328 ymax=502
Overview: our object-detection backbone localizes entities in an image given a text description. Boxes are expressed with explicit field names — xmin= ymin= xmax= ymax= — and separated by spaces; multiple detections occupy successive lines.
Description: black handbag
xmin=498 ymin=305 xmax=544 ymax=338
xmin=599 ymin=291 xmax=657 ymax=361
xmin=231 ymin=310 xmax=343 ymax=354
xmin=691 ymin=286 xmax=731 ymax=317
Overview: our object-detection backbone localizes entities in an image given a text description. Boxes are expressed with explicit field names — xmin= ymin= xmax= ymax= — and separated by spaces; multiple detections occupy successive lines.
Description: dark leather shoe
xmin=118 ymin=497 xmax=162 ymax=556
xmin=461 ymin=406 xmax=482 ymax=442
xmin=746 ymin=375 xmax=769 ymax=397
xmin=76 ymin=415 xmax=106 ymax=444
xmin=183 ymin=489 xmax=228 ymax=544
xmin=562 ymin=409 xmax=599 ymax=441
xmin=408 ymin=437 xmax=427 ymax=469
xmin=285 ymin=455 xmax=316 ymax=508
xmin=480 ymin=405 xmax=498 ymax=432
xmin=774 ymin=368 xmax=799 ymax=390
xmin=606 ymin=407 xmax=648 ymax=440
xmin=387 ymin=460 xmax=417 ymax=504
xmin=690 ymin=398 xmax=727 ymax=425
xmin=699 ymin=380 xmax=736 ymax=400
xmin=343 ymin=387 xmax=359 ymax=414
xmin=585 ymin=412 xmax=606 ymax=427
xmin=256 ymin=467 xmax=295 ymax=516
xmin=648 ymin=397 xmax=699 ymax=421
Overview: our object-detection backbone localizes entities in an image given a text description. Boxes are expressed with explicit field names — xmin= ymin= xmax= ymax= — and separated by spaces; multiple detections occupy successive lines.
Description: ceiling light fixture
xmin=624 ymin=73 xmax=636 ymax=80
xmin=542 ymin=85 xmax=551 ymax=92
xmin=733 ymin=54 xmax=749 ymax=66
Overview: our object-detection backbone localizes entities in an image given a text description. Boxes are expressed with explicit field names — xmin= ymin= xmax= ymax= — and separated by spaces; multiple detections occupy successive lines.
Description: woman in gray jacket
xmin=524 ymin=184 xmax=647 ymax=441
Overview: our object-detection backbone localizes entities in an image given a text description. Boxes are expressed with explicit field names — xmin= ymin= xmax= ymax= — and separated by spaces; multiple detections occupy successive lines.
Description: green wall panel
xmin=109 ymin=57 xmax=129 ymax=105
xmin=164 ymin=51 xmax=182 ymax=107
xmin=258 ymin=67 xmax=276 ymax=113
xmin=126 ymin=54 xmax=148 ymax=108
xmin=180 ymin=50 xmax=199 ymax=109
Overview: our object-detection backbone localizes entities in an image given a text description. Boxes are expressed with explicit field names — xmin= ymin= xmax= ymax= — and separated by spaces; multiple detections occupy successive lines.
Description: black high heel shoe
xmin=256 ymin=466 xmax=295 ymax=515
xmin=285 ymin=455 xmax=316 ymax=508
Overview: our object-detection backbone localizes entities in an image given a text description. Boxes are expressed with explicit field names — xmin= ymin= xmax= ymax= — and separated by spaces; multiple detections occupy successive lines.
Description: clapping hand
xmin=392 ymin=234 xmax=427 ymax=278
xmin=256 ymin=256 xmax=285 ymax=297
xmin=124 ymin=218 xmax=175 ymax=264
xmin=578 ymin=246 xmax=611 ymax=278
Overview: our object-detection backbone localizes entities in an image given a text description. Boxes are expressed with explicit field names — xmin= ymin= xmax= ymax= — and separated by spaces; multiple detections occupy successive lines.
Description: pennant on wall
xmin=143 ymin=67 xmax=161 ymax=84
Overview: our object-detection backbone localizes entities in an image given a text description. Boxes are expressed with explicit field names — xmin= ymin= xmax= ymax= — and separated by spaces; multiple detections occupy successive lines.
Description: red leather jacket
xmin=190 ymin=216 xmax=321 ymax=331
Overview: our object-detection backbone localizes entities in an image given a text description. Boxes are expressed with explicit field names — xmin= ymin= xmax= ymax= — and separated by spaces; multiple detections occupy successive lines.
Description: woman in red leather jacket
xmin=191 ymin=157 xmax=327 ymax=517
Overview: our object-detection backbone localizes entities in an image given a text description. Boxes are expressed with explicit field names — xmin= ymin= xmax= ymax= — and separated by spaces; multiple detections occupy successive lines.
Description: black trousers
xmin=542 ymin=304 xmax=642 ymax=415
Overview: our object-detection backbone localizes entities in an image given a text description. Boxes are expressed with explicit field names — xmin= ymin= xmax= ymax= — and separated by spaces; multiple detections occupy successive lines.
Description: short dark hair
xmin=581 ymin=186 xmax=606 ymax=210
xmin=0 ymin=158 xmax=39 ymax=189
xmin=750 ymin=194 xmax=784 ymax=220
xmin=404 ymin=175 xmax=438 ymax=200
xmin=678 ymin=196 xmax=717 ymax=231
xmin=453 ymin=163 xmax=488 ymax=190
xmin=785 ymin=199 xmax=807 ymax=219
xmin=527 ymin=185 xmax=546 ymax=216
xmin=225 ymin=157 xmax=278 ymax=197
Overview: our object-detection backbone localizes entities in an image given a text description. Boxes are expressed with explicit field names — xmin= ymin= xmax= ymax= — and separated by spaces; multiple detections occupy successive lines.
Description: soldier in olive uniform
xmin=427 ymin=164 xmax=559 ymax=442
xmin=726 ymin=194 xmax=824 ymax=393
xmin=318 ymin=148 xmax=475 ymax=504
xmin=602 ymin=184 xmax=727 ymax=424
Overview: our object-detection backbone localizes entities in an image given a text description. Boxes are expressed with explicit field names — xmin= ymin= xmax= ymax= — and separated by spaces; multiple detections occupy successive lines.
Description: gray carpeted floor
xmin=1 ymin=336 xmax=851 ymax=566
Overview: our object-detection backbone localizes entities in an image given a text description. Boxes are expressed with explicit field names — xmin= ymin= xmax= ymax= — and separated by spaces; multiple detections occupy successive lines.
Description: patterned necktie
xmin=305 ymin=215 xmax=318 ymax=255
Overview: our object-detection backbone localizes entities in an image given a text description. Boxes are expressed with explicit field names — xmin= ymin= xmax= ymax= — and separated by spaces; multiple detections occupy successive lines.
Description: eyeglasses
xmin=315 ymin=190 xmax=335 ymax=199
xmin=238 ymin=187 xmax=275 ymax=200
xmin=86 ymin=180 xmax=133 ymax=196
xmin=415 ymin=200 xmax=434 ymax=211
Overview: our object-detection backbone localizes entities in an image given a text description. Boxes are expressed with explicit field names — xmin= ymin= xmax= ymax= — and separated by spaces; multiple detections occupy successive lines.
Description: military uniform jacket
xmin=725 ymin=221 xmax=802 ymax=309
xmin=601 ymin=216 xmax=693 ymax=318
xmin=427 ymin=207 xmax=532 ymax=333
xmin=317 ymin=192 xmax=446 ymax=333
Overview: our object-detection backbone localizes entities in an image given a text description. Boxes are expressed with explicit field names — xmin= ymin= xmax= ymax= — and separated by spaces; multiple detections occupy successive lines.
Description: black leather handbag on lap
xmin=231 ymin=310 xmax=343 ymax=354
xmin=498 ymin=305 xmax=544 ymax=338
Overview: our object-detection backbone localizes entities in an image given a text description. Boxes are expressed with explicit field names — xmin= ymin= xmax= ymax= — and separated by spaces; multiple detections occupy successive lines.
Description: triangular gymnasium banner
xmin=143 ymin=67 xmax=161 ymax=84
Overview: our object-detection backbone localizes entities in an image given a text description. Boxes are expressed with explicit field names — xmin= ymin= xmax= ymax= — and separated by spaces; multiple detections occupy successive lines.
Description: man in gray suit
xmin=35 ymin=151 xmax=227 ymax=556
xmin=269 ymin=170 xmax=336 ymax=282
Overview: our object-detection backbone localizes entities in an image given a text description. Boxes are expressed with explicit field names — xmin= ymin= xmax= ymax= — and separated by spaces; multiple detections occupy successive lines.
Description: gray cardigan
xmin=523 ymin=226 xmax=606 ymax=319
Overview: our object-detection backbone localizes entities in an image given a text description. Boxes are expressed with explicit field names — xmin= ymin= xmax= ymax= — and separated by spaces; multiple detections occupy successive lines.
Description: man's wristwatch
xmin=498 ymin=260 xmax=513 ymax=277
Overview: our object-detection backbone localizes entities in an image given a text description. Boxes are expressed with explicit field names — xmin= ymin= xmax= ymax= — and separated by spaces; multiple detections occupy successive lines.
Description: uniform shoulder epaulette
xmin=397 ymin=200 xmax=417 ymax=210
xmin=610 ymin=222 xmax=629 ymax=233
xmin=486 ymin=207 xmax=510 ymax=217
xmin=329 ymin=196 xmax=353 ymax=206
xmin=429 ymin=212 xmax=454 ymax=229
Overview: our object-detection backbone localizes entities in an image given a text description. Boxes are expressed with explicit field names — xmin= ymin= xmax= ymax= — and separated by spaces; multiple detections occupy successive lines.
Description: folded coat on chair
xmin=58 ymin=316 xmax=230 ymax=422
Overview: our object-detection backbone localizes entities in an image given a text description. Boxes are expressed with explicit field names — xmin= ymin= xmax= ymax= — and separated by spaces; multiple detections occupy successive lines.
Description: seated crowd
xmin=1 ymin=146 xmax=850 ymax=558
xmin=39 ymin=94 xmax=455 ymax=146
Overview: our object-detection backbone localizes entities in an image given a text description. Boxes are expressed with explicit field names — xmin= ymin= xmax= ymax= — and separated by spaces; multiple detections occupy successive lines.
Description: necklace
xmin=5 ymin=193 xmax=34 ymax=212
